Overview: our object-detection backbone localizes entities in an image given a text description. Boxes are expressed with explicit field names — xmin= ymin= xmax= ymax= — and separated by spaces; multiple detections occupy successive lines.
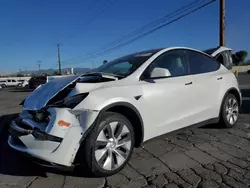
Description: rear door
xmin=186 ymin=50 xmax=222 ymax=122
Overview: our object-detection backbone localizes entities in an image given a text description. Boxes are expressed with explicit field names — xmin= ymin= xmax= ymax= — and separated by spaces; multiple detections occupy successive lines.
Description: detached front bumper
xmin=8 ymin=107 xmax=99 ymax=167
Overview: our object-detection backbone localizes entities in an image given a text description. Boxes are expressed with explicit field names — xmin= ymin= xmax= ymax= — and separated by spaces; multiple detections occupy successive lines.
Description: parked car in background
xmin=8 ymin=47 xmax=241 ymax=177
xmin=18 ymin=80 xmax=29 ymax=88
xmin=0 ymin=80 xmax=6 ymax=88
xmin=28 ymin=76 xmax=47 ymax=89
xmin=0 ymin=79 xmax=23 ymax=87
xmin=29 ymin=75 xmax=76 ymax=89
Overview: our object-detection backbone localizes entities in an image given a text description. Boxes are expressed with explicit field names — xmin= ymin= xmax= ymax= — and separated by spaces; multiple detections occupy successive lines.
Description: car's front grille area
xmin=15 ymin=117 xmax=33 ymax=130
xmin=9 ymin=116 xmax=62 ymax=143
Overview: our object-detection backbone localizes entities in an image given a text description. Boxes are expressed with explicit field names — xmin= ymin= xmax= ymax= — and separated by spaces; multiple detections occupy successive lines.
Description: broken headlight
xmin=50 ymin=93 xmax=89 ymax=109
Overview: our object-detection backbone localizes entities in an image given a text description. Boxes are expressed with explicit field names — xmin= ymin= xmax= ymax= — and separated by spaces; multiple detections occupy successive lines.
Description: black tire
xmin=18 ymin=83 xmax=22 ymax=87
xmin=79 ymin=112 xmax=135 ymax=177
xmin=219 ymin=93 xmax=239 ymax=128
xmin=2 ymin=84 xmax=6 ymax=88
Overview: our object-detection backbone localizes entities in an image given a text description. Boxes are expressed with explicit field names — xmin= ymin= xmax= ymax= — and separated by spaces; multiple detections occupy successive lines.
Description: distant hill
xmin=20 ymin=67 xmax=91 ymax=75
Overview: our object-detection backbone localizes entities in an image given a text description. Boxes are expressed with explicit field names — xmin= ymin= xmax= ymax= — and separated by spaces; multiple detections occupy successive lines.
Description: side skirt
xmin=141 ymin=117 xmax=219 ymax=146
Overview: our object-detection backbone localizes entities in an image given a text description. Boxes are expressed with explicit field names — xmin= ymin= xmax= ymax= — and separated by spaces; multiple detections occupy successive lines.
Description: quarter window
xmin=187 ymin=50 xmax=220 ymax=74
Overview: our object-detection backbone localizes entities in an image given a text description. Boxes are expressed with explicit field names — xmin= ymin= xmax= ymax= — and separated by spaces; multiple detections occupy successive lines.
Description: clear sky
xmin=0 ymin=0 xmax=249 ymax=73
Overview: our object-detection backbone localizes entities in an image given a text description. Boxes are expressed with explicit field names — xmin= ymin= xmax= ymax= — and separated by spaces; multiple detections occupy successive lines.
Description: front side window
xmin=187 ymin=50 xmax=220 ymax=74
xmin=143 ymin=49 xmax=190 ymax=78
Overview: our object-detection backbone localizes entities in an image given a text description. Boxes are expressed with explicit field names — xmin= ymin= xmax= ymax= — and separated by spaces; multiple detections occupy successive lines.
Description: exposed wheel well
xmin=227 ymin=88 xmax=241 ymax=105
xmin=105 ymin=105 xmax=143 ymax=147
xmin=219 ymin=88 xmax=241 ymax=118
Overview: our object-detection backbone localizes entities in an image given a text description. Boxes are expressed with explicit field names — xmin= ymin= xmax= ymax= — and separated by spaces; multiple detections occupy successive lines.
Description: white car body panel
xmin=8 ymin=47 xmax=242 ymax=167
xmin=139 ymin=75 xmax=196 ymax=140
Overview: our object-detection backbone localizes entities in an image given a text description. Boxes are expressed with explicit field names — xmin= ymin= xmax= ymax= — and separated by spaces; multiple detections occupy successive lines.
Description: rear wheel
xmin=81 ymin=112 xmax=134 ymax=177
xmin=220 ymin=93 xmax=239 ymax=128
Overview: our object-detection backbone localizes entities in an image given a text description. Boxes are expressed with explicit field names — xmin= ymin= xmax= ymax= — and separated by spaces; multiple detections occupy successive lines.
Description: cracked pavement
xmin=0 ymin=74 xmax=250 ymax=188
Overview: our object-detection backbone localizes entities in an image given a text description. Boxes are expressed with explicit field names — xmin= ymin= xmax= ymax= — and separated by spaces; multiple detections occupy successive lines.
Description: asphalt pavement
xmin=0 ymin=73 xmax=250 ymax=188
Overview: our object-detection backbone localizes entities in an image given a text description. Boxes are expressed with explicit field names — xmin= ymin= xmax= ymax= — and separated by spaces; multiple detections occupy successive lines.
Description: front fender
xmin=73 ymin=85 xmax=143 ymax=112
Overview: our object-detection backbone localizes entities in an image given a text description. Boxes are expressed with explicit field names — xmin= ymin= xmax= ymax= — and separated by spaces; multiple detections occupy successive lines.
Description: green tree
xmin=232 ymin=50 xmax=248 ymax=66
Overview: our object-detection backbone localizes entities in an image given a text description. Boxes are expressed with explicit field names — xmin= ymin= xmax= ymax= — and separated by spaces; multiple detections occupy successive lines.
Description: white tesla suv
xmin=8 ymin=47 xmax=242 ymax=176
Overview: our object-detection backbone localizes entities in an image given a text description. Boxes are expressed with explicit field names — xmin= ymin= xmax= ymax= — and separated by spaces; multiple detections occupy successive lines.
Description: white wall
xmin=0 ymin=77 xmax=31 ymax=81
xmin=232 ymin=65 xmax=250 ymax=72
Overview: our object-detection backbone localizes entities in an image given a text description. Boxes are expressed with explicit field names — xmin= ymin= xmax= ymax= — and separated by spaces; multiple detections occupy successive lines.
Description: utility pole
xmin=37 ymin=61 xmax=42 ymax=75
xmin=57 ymin=44 xmax=62 ymax=75
xmin=91 ymin=60 xmax=95 ymax=69
xmin=219 ymin=0 xmax=225 ymax=46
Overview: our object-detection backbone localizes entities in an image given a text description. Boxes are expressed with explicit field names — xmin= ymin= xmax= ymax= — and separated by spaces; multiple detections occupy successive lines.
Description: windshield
xmin=93 ymin=49 xmax=162 ymax=77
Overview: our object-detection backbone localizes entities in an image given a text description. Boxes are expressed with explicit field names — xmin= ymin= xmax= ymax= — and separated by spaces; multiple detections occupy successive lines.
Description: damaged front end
xmin=8 ymin=74 xmax=115 ymax=166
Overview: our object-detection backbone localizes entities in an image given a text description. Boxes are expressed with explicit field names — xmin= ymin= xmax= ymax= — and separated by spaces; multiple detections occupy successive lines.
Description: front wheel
xmin=81 ymin=112 xmax=134 ymax=177
xmin=220 ymin=93 xmax=239 ymax=128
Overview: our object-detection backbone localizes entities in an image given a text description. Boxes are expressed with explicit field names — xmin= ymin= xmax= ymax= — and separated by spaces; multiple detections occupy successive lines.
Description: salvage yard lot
xmin=0 ymin=74 xmax=250 ymax=188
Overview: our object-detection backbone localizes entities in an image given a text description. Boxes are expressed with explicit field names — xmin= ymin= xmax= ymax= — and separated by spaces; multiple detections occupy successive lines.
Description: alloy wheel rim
xmin=95 ymin=121 xmax=132 ymax=171
xmin=226 ymin=98 xmax=239 ymax=125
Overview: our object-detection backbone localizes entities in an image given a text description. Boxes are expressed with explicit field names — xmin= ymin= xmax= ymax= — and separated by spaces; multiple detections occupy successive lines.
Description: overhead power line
xmin=36 ymin=0 xmax=116 ymax=69
xmin=61 ymin=0 xmax=117 ymax=45
xmin=63 ymin=0 xmax=206 ymax=65
xmin=64 ymin=0 xmax=216 ymax=66
xmin=98 ymin=0 xmax=206 ymax=51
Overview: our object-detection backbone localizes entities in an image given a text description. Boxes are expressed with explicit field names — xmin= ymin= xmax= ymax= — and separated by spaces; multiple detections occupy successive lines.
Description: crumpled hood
xmin=23 ymin=74 xmax=117 ymax=111
xmin=23 ymin=75 xmax=80 ymax=110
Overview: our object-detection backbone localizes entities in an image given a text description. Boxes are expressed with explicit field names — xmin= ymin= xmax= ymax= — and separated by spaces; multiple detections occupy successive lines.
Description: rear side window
xmin=187 ymin=50 xmax=220 ymax=74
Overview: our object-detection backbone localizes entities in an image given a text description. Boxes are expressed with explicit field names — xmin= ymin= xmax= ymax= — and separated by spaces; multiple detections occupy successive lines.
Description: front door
xmin=139 ymin=49 xmax=196 ymax=140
